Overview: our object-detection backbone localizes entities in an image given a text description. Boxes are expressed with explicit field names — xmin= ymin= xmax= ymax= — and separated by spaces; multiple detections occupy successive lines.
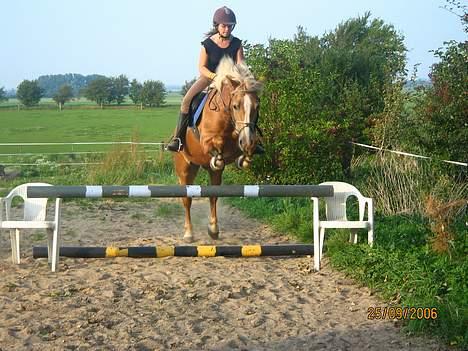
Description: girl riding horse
xmin=166 ymin=6 xmax=263 ymax=154
xmin=173 ymin=56 xmax=263 ymax=241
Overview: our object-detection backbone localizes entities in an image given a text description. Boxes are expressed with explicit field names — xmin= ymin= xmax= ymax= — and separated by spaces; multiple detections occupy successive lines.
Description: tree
xmin=318 ymin=15 xmax=407 ymax=175
xmin=413 ymin=2 xmax=468 ymax=163
xmin=111 ymin=74 xmax=129 ymax=104
xmin=181 ymin=78 xmax=197 ymax=97
xmin=16 ymin=80 xmax=43 ymax=107
xmin=52 ymin=84 xmax=74 ymax=111
xmin=129 ymin=79 xmax=143 ymax=109
xmin=0 ymin=87 xmax=7 ymax=102
xmin=37 ymin=73 xmax=105 ymax=97
xmin=244 ymin=14 xmax=406 ymax=183
xmin=140 ymin=80 xmax=167 ymax=107
xmin=83 ymin=77 xmax=112 ymax=108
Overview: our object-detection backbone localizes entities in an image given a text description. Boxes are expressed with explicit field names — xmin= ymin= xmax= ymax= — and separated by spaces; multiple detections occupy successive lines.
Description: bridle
xmin=232 ymin=114 xmax=256 ymax=137
xmin=208 ymin=83 xmax=258 ymax=137
xmin=228 ymin=88 xmax=257 ymax=137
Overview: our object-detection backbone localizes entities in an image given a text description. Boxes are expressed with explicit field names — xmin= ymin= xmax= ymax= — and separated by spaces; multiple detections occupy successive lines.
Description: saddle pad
xmin=192 ymin=93 xmax=208 ymax=126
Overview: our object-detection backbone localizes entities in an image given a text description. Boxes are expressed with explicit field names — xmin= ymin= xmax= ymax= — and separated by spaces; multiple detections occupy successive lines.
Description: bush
xmin=415 ymin=39 xmax=468 ymax=164
xmin=244 ymin=14 xmax=406 ymax=184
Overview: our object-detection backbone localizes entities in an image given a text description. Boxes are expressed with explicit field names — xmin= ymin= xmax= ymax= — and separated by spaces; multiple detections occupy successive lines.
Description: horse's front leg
xmin=205 ymin=136 xmax=225 ymax=171
xmin=236 ymin=131 xmax=257 ymax=170
xmin=207 ymin=169 xmax=222 ymax=239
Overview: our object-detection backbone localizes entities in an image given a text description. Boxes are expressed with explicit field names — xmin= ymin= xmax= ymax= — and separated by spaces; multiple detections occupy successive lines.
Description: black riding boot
xmin=254 ymin=143 xmax=265 ymax=155
xmin=253 ymin=122 xmax=265 ymax=155
xmin=166 ymin=112 xmax=189 ymax=152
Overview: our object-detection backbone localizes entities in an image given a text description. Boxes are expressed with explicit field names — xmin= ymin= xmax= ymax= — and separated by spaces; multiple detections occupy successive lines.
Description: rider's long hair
xmin=204 ymin=25 xmax=218 ymax=38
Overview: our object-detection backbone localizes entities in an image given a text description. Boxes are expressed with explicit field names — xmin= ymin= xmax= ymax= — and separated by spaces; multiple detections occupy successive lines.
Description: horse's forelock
xmin=213 ymin=57 xmax=262 ymax=94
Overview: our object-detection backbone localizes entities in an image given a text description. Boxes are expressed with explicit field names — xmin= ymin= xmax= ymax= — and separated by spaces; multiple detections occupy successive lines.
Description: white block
xmin=129 ymin=186 xmax=151 ymax=197
xmin=186 ymin=185 xmax=202 ymax=197
xmin=244 ymin=185 xmax=259 ymax=197
xmin=86 ymin=186 xmax=103 ymax=198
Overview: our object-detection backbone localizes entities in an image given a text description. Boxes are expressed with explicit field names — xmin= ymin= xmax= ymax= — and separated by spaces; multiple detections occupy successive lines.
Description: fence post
xmin=159 ymin=142 xmax=165 ymax=162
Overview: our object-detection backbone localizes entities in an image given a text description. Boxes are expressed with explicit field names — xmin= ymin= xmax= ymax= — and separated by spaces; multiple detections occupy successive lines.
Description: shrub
xmin=244 ymin=14 xmax=406 ymax=184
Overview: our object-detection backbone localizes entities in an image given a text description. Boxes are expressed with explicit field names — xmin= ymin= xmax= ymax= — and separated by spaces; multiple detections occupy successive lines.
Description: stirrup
xmin=166 ymin=138 xmax=183 ymax=152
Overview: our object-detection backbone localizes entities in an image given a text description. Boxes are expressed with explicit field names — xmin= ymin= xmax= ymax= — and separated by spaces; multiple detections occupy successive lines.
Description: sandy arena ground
xmin=0 ymin=198 xmax=448 ymax=350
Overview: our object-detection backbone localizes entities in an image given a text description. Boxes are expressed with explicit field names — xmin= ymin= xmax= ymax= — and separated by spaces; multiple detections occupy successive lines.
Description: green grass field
xmin=0 ymin=94 xmax=182 ymax=154
xmin=0 ymin=95 xmax=183 ymax=188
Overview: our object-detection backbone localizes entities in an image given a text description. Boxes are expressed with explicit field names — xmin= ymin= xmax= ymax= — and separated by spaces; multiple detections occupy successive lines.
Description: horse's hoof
xmin=235 ymin=156 xmax=244 ymax=169
xmin=208 ymin=231 xmax=219 ymax=240
xmin=183 ymin=235 xmax=194 ymax=243
xmin=210 ymin=156 xmax=225 ymax=171
xmin=183 ymin=230 xmax=194 ymax=243
xmin=236 ymin=155 xmax=251 ymax=170
xmin=207 ymin=224 xmax=219 ymax=240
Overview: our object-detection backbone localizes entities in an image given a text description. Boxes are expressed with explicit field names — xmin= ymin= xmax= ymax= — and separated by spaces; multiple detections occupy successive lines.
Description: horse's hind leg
xmin=174 ymin=153 xmax=199 ymax=242
xmin=207 ymin=169 xmax=222 ymax=239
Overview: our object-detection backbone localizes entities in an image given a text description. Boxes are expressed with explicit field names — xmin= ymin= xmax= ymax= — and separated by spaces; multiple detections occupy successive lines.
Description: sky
xmin=1 ymin=0 xmax=466 ymax=89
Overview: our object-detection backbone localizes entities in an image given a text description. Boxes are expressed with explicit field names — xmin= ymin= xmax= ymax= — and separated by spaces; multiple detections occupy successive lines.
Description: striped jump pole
xmin=33 ymin=244 xmax=314 ymax=259
xmin=27 ymin=184 xmax=333 ymax=199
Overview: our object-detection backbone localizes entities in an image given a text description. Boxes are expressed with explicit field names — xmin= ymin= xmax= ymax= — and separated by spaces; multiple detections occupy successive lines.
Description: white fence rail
xmin=1 ymin=141 xmax=465 ymax=168
xmin=351 ymin=142 xmax=467 ymax=167
xmin=0 ymin=142 xmax=164 ymax=146
xmin=0 ymin=141 xmax=166 ymax=167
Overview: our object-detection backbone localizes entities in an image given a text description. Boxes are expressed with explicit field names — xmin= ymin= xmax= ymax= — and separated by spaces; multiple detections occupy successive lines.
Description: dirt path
xmin=0 ymin=199 xmax=447 ymax=350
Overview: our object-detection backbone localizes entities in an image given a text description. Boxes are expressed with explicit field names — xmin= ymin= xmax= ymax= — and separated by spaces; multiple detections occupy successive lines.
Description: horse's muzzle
xmin=238 ymin=127 xmax=256 ymax=154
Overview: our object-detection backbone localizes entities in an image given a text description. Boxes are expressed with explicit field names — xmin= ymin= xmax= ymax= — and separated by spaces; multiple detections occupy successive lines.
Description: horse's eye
xmin=233 ymin=104 xmax=239 ymax=110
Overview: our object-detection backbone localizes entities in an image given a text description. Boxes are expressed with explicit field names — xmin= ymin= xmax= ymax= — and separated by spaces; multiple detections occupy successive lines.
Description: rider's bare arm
xmin=236 ymin=46 xmax=245 ymax=64
xmin=199 ymin=47 xmax=216 ymax=80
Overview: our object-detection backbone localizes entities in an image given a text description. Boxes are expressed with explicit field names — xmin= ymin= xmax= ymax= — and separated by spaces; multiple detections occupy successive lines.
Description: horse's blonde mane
xmin=212 ymin=56 xmax=262 ymax=93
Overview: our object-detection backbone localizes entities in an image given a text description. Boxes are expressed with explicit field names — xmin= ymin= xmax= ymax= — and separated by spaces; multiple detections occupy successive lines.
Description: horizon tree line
xmin=1 ymin=75 xmax=169 ymax=110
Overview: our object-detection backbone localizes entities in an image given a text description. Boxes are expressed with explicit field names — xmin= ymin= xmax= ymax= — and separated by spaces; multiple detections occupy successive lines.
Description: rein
xmin=210 ymin=84 xmax=257 ymax=136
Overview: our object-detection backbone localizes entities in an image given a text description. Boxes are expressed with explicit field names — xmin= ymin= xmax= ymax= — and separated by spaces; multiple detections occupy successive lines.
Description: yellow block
xmin=156 ymin=246 xmax=175 ymax=257
xmin=241 ymin=245 xmax=262 ymax=257
xmin=105 ymin=247 xmax=128 ymax=257
xmin=197 ymin=246 xmax=217 ymax=257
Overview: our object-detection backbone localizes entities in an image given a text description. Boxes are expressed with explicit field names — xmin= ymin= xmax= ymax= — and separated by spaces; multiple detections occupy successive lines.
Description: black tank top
xmin=201 ymin=36 xmax=242 ymax=72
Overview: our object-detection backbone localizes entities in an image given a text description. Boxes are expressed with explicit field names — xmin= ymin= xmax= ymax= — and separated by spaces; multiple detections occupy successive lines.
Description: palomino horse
xmin=173 ymin=57 xmax=262 ymax=241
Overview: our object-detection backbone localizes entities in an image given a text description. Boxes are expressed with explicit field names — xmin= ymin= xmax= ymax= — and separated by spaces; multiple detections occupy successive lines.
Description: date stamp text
xmin=367 ymin=307 xmax=438 ymax=320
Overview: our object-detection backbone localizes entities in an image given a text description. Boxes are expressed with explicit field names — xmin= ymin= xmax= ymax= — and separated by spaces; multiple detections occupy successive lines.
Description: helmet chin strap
xmin=218 ymin=33 xmax=232 ymax=41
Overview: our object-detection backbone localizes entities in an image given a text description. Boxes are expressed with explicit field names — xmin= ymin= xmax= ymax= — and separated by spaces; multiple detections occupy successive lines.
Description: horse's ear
xmin=225 ymin=75 xmax=240 ymax=90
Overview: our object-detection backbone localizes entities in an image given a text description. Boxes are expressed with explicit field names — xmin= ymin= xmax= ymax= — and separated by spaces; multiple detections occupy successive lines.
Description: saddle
xmin=189 ymin=91 xmax=209 ymax=127
xmin=187 ymin=90 xmax=211 ymax=141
